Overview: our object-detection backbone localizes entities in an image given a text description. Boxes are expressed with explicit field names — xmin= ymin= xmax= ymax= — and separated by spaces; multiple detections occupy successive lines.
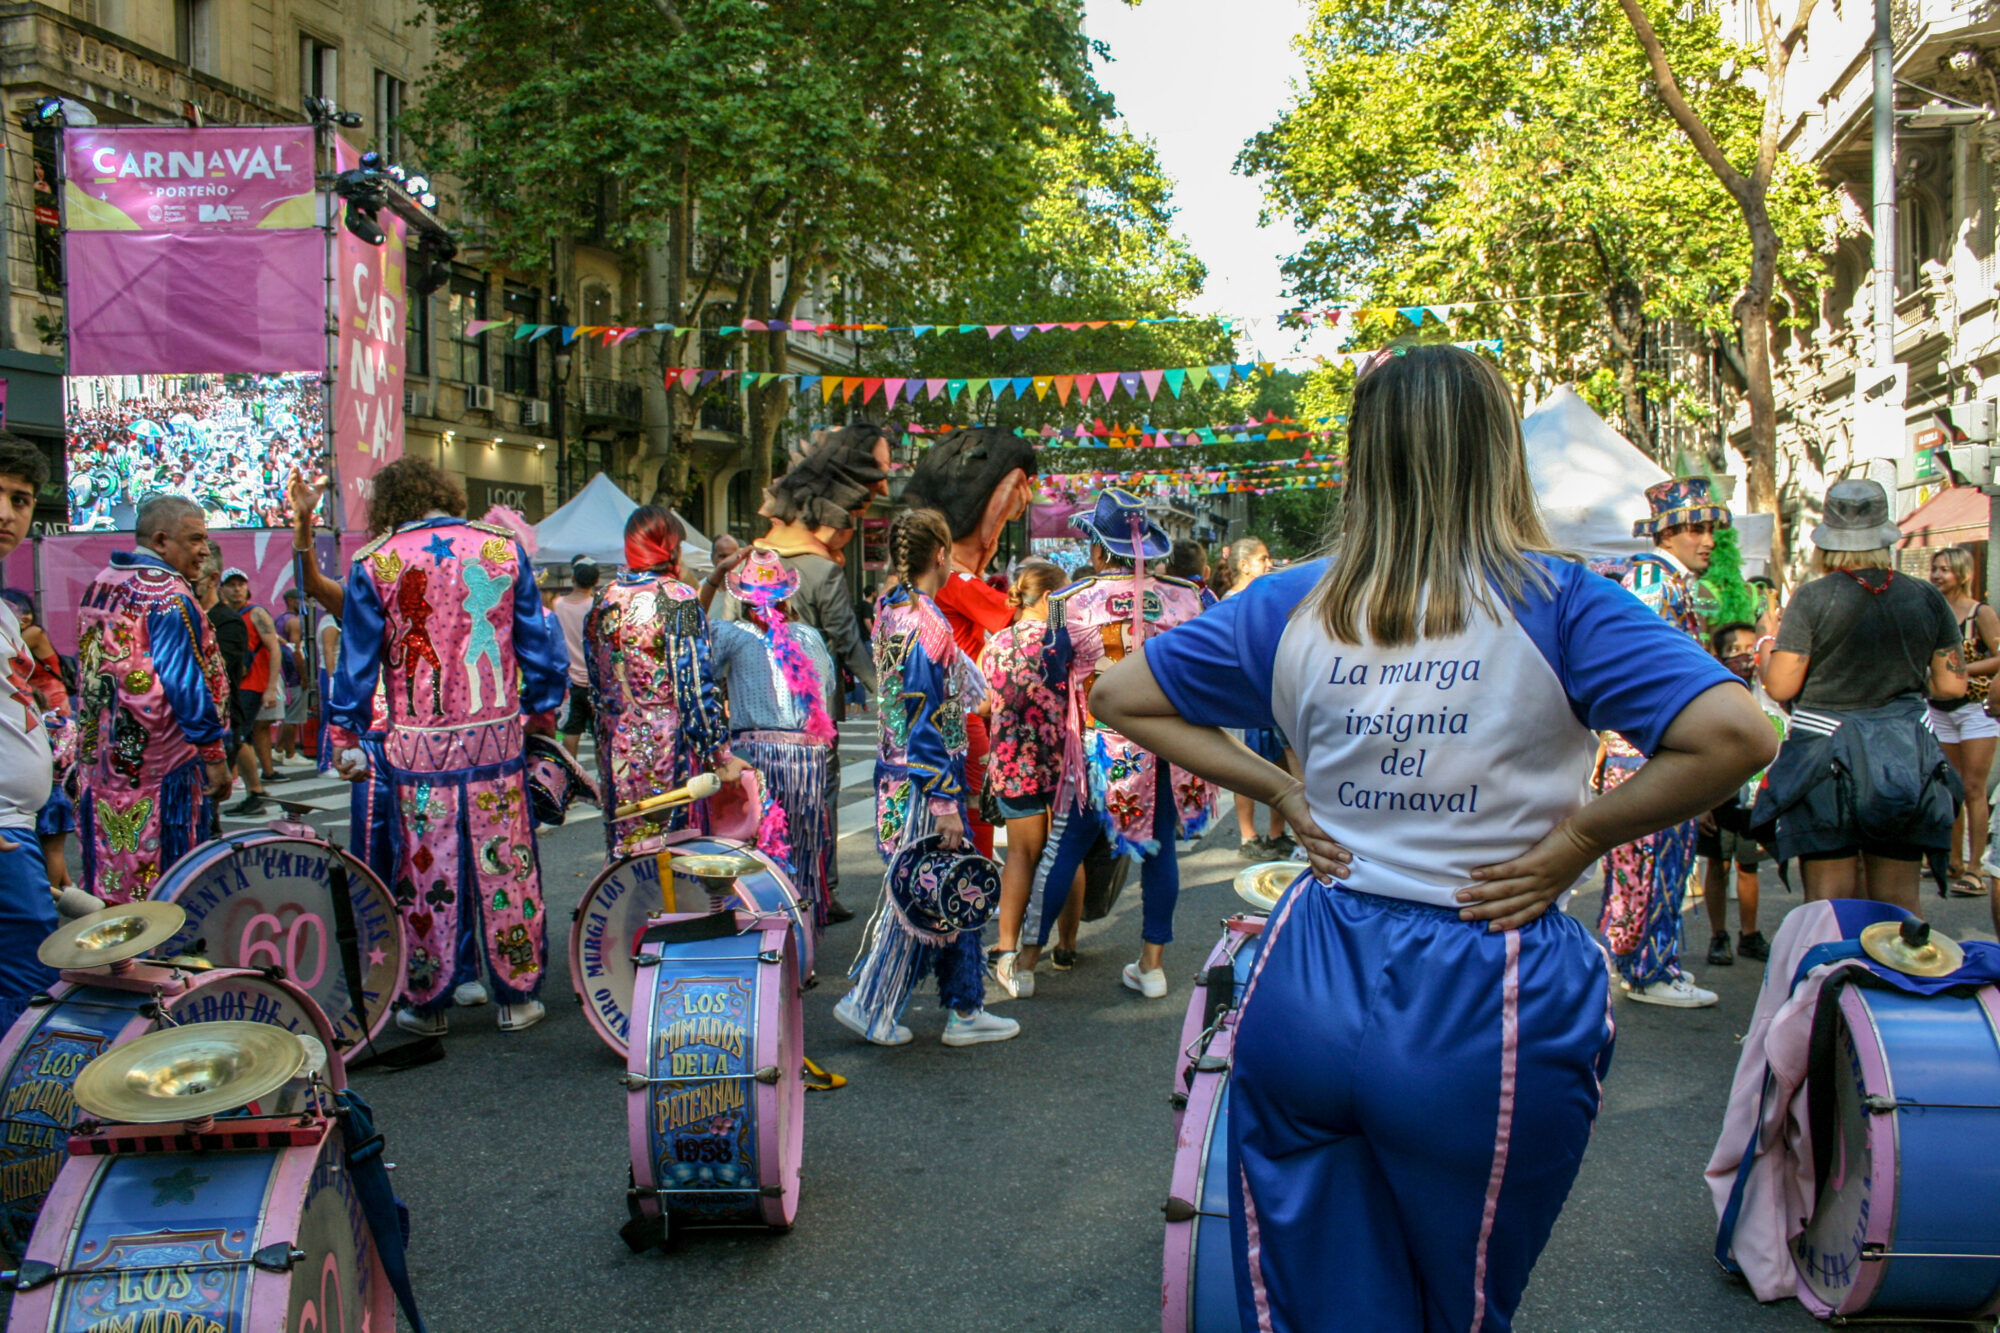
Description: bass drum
xmin=572 ymin=833 xmax=814 ymax=1055
xmin=1794 ymin=983 xmax=2000 ymax=1320
xmin=150 ymin=830 xmax=406 ymax=1050
xmin=6 ymin=1119 xmax=393 ymax=1333
xmin=0 ymin=966 xmax=341 ymax=1258
xmin=1172 ymin=915 xmax=1264 ymax=1131
xmin=1162 ymin=1020 xmax=1239 ymax=1333
xmin=624 ymin=912 xmax=803 ymax=1242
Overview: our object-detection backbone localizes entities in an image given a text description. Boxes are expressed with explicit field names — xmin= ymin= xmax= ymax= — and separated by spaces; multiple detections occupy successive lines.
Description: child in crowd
xmin=1700 ymin=622 xmax=1770 ymax=964
xmin=983 ymin=560 xmax=1084 ymax=996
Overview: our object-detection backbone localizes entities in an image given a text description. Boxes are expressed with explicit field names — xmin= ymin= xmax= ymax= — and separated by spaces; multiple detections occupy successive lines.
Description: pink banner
xmin=62 ymin=125 xmax=325 ymax=375
xmin=332 ymin=140 xmax=407 ymax=534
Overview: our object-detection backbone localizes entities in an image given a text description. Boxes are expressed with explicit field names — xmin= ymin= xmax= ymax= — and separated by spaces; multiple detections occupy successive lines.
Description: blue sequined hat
xmin=1072 ymin=487 xmax=1171 ymax=560
xmin=887 ymin=834 xmax=1002 ymax=938
xmin=1632 ymin=476 xmax=1733 ymax=539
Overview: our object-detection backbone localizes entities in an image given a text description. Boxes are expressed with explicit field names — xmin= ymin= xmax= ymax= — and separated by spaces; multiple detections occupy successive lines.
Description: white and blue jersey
xmin=1145 ymin=555 xmax=1737 ymax=1333
xmin=1148 ymin=556 xmax=1733 ymax=908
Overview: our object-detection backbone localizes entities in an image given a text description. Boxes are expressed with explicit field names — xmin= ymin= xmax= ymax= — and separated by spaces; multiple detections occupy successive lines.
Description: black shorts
xmin=1695 ymin=797 xmax=1761 ymax=864
xmin=228 ymin=688 xmax=260 ymax=753
xmin=560 ymin=683 xmax=594 ymax=737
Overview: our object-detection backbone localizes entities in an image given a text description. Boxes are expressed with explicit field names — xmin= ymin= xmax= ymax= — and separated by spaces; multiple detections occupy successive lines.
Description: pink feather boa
xmin=747 ymin=604 xmax=837 ymax=743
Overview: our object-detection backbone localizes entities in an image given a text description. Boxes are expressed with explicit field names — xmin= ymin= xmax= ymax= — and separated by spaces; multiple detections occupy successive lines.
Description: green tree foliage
xmin=404 ymin=0 xmax=1105 ymax=499
xmin=1239 ymin=0 xmax=1836 ymax=458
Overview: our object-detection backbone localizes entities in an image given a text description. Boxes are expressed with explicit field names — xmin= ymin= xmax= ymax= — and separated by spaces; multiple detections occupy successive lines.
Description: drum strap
xmin=326 ymin=861 xmax=369 ymax=1053
xmin=335 ymin=1087 xmax=429 ymax=1333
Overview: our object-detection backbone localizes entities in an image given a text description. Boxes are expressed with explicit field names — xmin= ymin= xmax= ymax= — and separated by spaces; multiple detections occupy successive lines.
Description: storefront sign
xmin=465 ymin=477 xmax=545 ymax=522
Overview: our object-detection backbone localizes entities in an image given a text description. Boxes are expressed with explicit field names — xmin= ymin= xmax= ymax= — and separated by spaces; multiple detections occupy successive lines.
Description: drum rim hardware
xmin=37 ymin=902 xmax=188 ymax=971
xmin=619 ymin=1066 xmax=781 ymax=1089
xmin=6 ymin=1244 xmax=307 ymax=1292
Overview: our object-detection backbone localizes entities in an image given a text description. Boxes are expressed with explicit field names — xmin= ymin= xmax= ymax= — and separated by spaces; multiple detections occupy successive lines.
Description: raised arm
xmin=288 ymin=469 xmax=344 ymax=617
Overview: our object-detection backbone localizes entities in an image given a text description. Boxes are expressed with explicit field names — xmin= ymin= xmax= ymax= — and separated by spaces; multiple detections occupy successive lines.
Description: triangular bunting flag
xmin=984 ymin=325 xmax=1007 ymax=339
xmin=1034 ymin=323 xmax=1056 ymax=333
xmin=1164 ymin=368 xmax=1187 ymax=397
xmin=958 ymin=324 xmax=979 ymax=335
xmin=1426 ymin=305 xmax=1452 ymax=326
xmin=926 ymin=378 xmax=949 ymax=401
xmin=903 ymin=379 xmax=924 ymax=403
xmin=1232 ymin=363 xmax=1256 ymax=382
xmin=1010 ymin=376 xmax=1033 ymax=399
xmin=859 ymin=377 xmax=884 ymax=404
xmin=1398 ymin=307 xmax=1426 ymax=326
xmin=798 ymin=375 xmax=820 ymax=396
xmin=821 ymin=377 xmax=843 ymax=403
xmin=883 ymin=378 xmax=907 ymax=405
xmin=1053 ymin=375 xmax=1074 ymax=405
xmin=1118 ymin=371 xmax=1144 ymax=399
xmin=1141 ymin=369 xmax=1164 ymax=400
xmin=968 ymin=378 xmax=991 ymax=401
xmin=1095 ymin=371 xmax=1121 ymax=402
xmin=742 ymin=319 xmax=768 ymax=331
xmin=1208 ymin=365 xmax=1233 ymax=387
xmin=1186 ymin=366 xmax=1210 ymax=391
xmin=1059 ymin=322 xmax=1083 ymax=332
xmin=1010 ymin=326 xmax=1032 ymax=341
xmin=1032 ymin=376 xmax=1053 ymax=401
xmin=947 ymin=379 xmax=968 ymax=403
xmin=913 ymin=325 xmax=934 ymax=338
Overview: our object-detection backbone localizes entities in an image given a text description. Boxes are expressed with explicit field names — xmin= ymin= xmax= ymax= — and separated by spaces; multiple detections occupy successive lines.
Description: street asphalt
xmin=58 ymin=721 xmax=2000 ymax=1331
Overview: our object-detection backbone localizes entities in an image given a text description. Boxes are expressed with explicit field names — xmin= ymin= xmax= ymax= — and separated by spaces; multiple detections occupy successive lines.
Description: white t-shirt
xmin=0 ymin=601 xmax=53 ymax=828
xmin=554 ymin=594 xmax=592 ymax=687
xmin=1147 ymin=556 xmax=1737 ymax=908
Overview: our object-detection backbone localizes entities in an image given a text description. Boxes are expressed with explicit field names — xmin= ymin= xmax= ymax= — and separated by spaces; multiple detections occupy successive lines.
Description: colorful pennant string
xmin=460 ymin=313 xmax=1233 ymax=343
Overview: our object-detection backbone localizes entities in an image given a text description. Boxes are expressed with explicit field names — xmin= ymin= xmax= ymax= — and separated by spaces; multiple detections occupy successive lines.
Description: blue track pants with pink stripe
xmin=1229 ymin=882 xmax=1615 ymax=1332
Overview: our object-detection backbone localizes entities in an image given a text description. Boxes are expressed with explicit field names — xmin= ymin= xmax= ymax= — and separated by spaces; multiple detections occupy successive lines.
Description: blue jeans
xmin=0 ymin=827 xmax=58 ymax=1033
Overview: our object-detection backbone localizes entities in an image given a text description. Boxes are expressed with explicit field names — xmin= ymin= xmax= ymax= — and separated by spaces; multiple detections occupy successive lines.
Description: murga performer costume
xmin=1598 ymin=477 xmax=1727 ymax=991
xmin=585 ymin=561 xmax=732 ymax=857
xmin=835 ymin=583 xmax=986 ymax=1036
xmin=326 ymin=516 xmax=568 ymax=1015
xmin=1027 ymin=491 xmax=1216 ymax=950
xmin=75 ymin=549 xmax=231 ymax=902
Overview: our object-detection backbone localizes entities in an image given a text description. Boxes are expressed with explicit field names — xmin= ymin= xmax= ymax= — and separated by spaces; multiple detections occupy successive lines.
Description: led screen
xmin=65 ymin=371 xmax=324 ymax=530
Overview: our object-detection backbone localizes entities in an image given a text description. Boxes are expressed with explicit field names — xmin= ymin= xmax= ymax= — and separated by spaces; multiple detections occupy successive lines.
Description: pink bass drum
xmin=1171 ymin=915 xmax=1264 ymax=1131
xmin=150 ymin=827 xmax=407 ymax=1050
xmin=571 ymin=832 xmax=814 ymax=1055
xmin=0 ymin=961 xmax=342 ymax=1258
xmin=6 ymin=1109 xmax=394 ymax=1333
xmin=621 ymin=910 xmax=803 ymax=1249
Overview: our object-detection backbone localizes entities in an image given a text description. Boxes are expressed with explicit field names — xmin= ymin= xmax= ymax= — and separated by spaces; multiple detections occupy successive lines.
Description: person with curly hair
xmin=325 ymin=456 xmax=569 ymax=1036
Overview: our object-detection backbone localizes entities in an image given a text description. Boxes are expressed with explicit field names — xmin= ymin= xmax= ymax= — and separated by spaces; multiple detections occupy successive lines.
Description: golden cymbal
xmin=38 ymin=902 xmax=187 ymax=970
xmin=673 ymin=853 xmax=764 ymax=889
xmin=1234 ymin=861 xmax=1302 ymax=914
xmin=73 ymin=1022 xmax=307 ymax=1124
xmin=1860 ymin=918 xmax=1966 ymax=979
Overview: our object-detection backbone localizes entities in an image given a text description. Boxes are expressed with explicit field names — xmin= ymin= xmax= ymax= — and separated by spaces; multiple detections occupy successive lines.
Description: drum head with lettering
xmin=153 ymin=834 xmax=406 ymax=1050
xmin=164 ymin=969 xmax=344 ymax=1090
xmin=571 ymin=835 xmax=809 ymax=1057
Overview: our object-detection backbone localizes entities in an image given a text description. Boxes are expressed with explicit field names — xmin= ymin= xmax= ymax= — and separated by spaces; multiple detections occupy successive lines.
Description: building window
xmin=502 ymin=284 xmax=541 ymax=395
xmin=407 ymin=290 xmax=430 ymax=378
xmin=301 ymin=35 xmax=338 ymax=107
xmin=449 ymin=270 xmax=488 ymax=385
xmin=374 ymin=72 xmax=405 ymax=162
xmin=1897 ymin=187 xmax=1945 ymax=296
xmin=580 ymin=281 xmax=613 ymax=378
xmin=174 ymin=0 xmax=212 ymax=70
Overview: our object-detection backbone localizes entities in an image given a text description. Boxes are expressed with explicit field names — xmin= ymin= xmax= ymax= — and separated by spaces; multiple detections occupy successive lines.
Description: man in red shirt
xmin=903 ymin=427 xmax=1037 ymax=857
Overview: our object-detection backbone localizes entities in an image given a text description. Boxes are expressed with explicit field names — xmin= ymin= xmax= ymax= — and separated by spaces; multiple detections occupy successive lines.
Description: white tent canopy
xmin=532 ymin=472 xmax=712 ymax=574
xmin=1522 ymin=386 xmax=1771 ymax=578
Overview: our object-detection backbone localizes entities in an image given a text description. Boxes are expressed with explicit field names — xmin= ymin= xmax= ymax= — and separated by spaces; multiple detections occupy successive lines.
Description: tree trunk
xmin=1736 ymin=199 xmax=1788 ymax=581
xmin=1599 ymin=281 xmax=1653 ymax=459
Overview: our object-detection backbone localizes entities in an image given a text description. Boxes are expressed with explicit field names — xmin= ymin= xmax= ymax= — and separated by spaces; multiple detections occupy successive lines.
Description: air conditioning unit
xmin=520 ymin=398 xmax=550 ymax=427
xmin=467 ymin=384 xmax=494 ymax=411
xmin=404 ymin=389 xmax=433 ymax=419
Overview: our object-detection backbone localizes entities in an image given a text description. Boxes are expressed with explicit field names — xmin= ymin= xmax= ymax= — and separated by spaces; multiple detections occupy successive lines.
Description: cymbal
xmin=73 ymin=1022 xmax=307 ymax=1124
xmin=1234 ymin=862 xmax=1301 ymax=914
xmin=38 ymin=902 xmax=187 ymax=970
xmin=1860 ymin=918 xmax=1966 ymax=978
xmin=673 ymin=853 xmax=764 ymax=887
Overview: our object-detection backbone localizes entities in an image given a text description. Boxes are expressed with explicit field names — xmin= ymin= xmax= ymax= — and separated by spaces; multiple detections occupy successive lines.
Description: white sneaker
xmin=395 ymin=1007 xmax=448 ymax=1037
xmin=833 ymin=995 xmax=912 ymax=1047
xmin=1122 ymin=962 xmax=1169 ymax=999
xmin=497 ymin=1000 xmax=546 ymax=1032
xmin=1626 ymin=976 xmax=1718 ymax=1008
xmin=992 ymin=951 xmax=1035 ymax=999
xmin=941 ymin=1008 xmax=1020 ymax=1046
xmin=454 ymin=981 xmax=490 ymax=1007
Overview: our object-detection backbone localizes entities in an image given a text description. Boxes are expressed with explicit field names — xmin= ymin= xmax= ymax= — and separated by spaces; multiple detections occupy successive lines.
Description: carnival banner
xmin=332 ymin=139 xmax=408 ymax=533
xmin=62 ymin=125 xmax=323 ymax=375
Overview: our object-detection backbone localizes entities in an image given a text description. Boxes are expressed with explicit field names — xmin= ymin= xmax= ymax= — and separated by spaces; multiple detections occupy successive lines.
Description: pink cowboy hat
xmin=725 ymin=547 xmax=801 ymax=608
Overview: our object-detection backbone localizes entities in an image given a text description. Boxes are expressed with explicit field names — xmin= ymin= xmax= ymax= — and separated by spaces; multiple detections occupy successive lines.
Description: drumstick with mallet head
xmin=614 ymin=771 xmax=723 ymax=821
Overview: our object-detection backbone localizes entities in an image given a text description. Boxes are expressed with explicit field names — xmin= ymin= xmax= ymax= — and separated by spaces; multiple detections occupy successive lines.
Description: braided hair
xmin=1007 ymin=558 xmax=1066 ymax=611
xmin=890 ymin=508 xmax=952 ymax=590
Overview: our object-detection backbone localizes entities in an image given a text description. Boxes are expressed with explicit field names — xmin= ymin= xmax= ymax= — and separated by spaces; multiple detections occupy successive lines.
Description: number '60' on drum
xmin=150 ymin=831 xmax=406 ymax=1051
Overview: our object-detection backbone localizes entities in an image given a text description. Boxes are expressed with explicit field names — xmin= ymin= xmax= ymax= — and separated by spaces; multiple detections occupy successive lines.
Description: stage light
xmin=405 ymin=175 xmax=430 ymax=195
xmin=419 ymin=192 xmax=437 ymax=209
xmin=333 ymin=153 xmax=389 ymax=247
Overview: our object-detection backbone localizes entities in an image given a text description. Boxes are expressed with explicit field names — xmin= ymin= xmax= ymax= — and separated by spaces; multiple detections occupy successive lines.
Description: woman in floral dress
xmin=982 ymin=560 xmax=1076 ymax=998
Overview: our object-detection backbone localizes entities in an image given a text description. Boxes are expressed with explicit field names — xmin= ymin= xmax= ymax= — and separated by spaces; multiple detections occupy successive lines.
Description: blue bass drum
xmin=1794 ymin=983 xmax=2000 ymax=1319
xmin=1162 ymin=1022 xmax=1237 ymax=1332
xmin=623 ymin=912 xmax=803 ymax=1246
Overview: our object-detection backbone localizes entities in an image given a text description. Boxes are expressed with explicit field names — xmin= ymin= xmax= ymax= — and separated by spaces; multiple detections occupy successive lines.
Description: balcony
xmin=578 ymin=377 xmax=643 ymax=425
xmin=699 ymin=396 xmax=744 ymax=434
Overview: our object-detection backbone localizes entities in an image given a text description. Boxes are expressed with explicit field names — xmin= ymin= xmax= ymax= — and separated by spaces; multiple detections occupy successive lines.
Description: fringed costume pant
xmin=846 ymin=791 xmax=985 ymax=1031
xmin=732 ymin=730 xmax=832 ymax=930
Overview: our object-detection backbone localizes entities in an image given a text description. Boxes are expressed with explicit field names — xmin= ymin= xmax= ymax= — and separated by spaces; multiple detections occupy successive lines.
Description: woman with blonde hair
xmin=1755 ymin=479 xmax=1968 ymax=911
xmin=1091 ymin=343 xmax=1773 ymax=1331
xmin=1925 ymin=544 xmax=2000 ymax=895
